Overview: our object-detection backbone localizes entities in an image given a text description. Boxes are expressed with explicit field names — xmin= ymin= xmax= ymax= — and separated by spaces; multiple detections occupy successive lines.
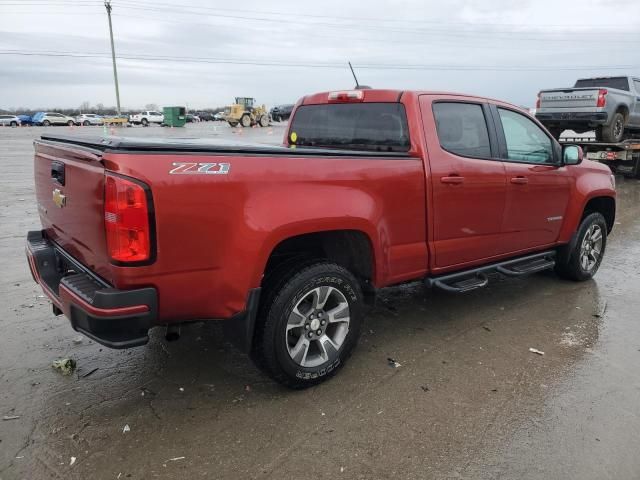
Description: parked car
xmin=186 ymin=114 xmax=200 ymax=123
xmin=26 ymin=88 xmax=616 ymax=389
xmin=129 ymin=111 xmax=164 ymax=126
xmin=33 ymin=112 xmax=76 ymax=126
xmin=535 ymin=76 xmax=640 ymax=142
xmin=0 ymin=114 xmax=21 ymax=127
xmin=213 ymin=112 xmax=225 ymax=121
xmin=75 ymin=114 xmax=104 ymax=126
xmin=17 ymin=114 xmax=33 ymax=126
xmin=195 ymin=111 xmax=214 ymax=121
xmin=270 ymin=104 xmax=294 ymax=122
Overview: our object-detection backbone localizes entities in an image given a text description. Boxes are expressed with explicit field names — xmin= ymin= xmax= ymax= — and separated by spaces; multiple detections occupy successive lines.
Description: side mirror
xmin=563 ymin=145 xmax=583 ymax=165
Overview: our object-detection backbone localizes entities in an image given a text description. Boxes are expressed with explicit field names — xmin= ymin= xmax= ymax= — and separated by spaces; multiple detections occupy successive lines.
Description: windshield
xmin=288 ymin=103 xmax=410 ymax=152
xmin=574 ymin=77 xmax=629 ymax=91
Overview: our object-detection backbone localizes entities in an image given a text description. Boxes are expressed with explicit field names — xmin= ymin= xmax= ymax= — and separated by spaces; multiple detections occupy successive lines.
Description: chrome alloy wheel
xmin=285 ymin=286 xmax=350 ymax=368
xmin=580 ymin=224 xmax=603 ymax=272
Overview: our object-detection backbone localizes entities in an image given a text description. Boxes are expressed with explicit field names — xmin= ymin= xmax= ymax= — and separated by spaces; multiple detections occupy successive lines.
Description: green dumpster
xmin=163 ymin=106 xmax=186 ymax=127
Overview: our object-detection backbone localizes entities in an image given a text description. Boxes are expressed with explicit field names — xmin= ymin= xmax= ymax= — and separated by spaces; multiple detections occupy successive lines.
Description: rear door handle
xmin=510 ymin=176 xmax=529 ymax=185
xmin=441 ymin=176 xmax=465 ymax=184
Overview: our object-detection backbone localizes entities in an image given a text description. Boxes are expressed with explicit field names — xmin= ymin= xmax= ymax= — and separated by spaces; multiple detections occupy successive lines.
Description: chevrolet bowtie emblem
xmin=52 ymin=188 xmax=66 ymax=208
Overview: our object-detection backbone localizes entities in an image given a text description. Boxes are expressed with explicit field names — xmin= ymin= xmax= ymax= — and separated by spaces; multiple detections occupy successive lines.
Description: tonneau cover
xmin=38 ymin=135 xmax=412 ymax=157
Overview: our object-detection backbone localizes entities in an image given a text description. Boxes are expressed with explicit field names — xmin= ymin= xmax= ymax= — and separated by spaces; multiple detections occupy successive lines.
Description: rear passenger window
xmin=433 ymin=102 xmax=491 ymax=158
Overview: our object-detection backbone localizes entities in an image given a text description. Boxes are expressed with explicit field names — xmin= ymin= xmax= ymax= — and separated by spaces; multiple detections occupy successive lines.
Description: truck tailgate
xmin=34 ymin=140 xmax=113 ymax=283
xmin=539 ymin=88 xmax=601 ymax=109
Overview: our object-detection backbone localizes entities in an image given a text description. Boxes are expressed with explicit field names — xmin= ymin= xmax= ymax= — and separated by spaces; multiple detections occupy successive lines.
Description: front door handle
xmin=441 ymin=176 xmax=465 ymax=184
xmin=510 ymin=176 xmax=529 ymax=185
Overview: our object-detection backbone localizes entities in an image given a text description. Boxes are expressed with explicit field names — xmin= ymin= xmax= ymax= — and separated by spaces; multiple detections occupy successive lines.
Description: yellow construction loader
xmin=223 ymin=97 xmax=269 ymax=127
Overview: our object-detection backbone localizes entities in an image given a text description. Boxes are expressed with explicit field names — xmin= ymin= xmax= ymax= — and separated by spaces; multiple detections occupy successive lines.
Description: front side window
xmin=432 ymin=102 xmax=491 ymax=158
xmin=498 ymin=108 xmax=554 ymax=164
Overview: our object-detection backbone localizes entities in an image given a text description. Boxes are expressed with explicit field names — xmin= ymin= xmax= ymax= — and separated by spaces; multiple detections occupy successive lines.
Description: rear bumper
xmin=26 ymin=230 xmax=157 ymax=349
xmin=535 ymin=111 xmax=608 ymax=128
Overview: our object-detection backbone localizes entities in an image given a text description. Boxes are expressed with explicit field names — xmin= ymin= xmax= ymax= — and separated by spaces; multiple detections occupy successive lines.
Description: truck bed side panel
xmin=104 ymin=152 xmax=428 ymax=321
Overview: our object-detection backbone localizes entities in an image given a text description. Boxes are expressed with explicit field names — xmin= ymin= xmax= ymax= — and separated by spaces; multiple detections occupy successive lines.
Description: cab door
xmin=491 ymin=105 xmax=571 ymax=251
xmin=420 ymin=95 xmax=507 ymax=270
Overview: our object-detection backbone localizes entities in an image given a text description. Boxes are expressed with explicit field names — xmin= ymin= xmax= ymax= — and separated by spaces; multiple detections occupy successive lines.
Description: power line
xmin=1 ymin=50 xmax=637 ymax=72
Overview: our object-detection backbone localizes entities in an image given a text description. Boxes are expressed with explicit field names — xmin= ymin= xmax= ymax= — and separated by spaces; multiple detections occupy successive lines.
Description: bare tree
xmin=79 ymin=101 xmax=91 ymax=113
xmin=144 ymin=103 xmax=159 ymax=111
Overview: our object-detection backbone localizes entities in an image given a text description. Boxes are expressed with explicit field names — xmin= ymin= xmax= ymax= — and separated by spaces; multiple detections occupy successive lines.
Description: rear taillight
xmin=328 ymin=90 xmax=365 ymax=103
xmin=535 ymin=92 xmax=541 ymax=109
xmin=104 ymin=173 xmax=152 ymax=263
xmin=596 ymin=89 xmax=607 ymax=108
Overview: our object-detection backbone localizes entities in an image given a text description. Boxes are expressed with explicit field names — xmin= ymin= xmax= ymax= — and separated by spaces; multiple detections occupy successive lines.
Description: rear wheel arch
xmin=617 ymin=105 xmax=630 ymax=122
xmin=261 ymin=230 xmax=377 ymax=297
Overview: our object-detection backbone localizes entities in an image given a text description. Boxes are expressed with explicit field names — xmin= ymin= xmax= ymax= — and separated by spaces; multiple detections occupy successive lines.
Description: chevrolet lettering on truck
xmin=26 ymin=89 xmax=616 ymax=388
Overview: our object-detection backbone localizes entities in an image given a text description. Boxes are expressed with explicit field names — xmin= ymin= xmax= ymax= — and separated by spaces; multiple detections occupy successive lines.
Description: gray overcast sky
xmin=1 ymin=0 xmax=639 ymax=110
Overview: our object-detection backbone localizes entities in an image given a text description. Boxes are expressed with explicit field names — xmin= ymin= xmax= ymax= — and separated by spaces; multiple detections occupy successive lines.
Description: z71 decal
xmin=169 ymin=162 xmax=230 ymax=175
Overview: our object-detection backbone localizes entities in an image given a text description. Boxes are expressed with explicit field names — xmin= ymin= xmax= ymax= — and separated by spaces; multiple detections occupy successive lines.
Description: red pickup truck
xmin=26 ymin=89 xmax=616 ymax=388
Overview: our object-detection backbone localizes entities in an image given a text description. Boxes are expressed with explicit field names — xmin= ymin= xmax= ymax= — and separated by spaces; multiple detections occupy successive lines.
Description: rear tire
xmin=598 ymin=112 xmax=625 ymax=143
xmin=555 ymin=212 xmax=607 ymax=281
xmin=42 ymin=120 xmax=51 ymax=126
xmin=259 ymin=115 xmax=269 ymax=127
xmin=228 ymin=121 xmax=238 ymax=127
xmin=83 ymin=120 xmax=90 ymax=126
xmin=10 ymin=121 xmax=17 ymax=127
xmin=252 ymin=262 xmax=363 ymax=389
xmin=67 ymin=120 xmax=74 ymax=126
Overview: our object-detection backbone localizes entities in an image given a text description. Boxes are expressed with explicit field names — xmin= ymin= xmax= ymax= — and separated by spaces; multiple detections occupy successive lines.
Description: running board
xmin=426 ymin=251 xmax=556 ymax=293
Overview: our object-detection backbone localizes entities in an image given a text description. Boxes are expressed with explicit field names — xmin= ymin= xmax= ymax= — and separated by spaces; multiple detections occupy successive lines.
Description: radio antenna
xmin=348 ymin=61 xmax=360 ymax=88
xmin=348 ymin=62 xmax=370 ymax=90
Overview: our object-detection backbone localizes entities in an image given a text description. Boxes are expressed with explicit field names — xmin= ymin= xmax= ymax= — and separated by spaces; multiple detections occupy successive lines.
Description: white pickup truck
xmin=129 ymin=110 xmax=164 ymax=126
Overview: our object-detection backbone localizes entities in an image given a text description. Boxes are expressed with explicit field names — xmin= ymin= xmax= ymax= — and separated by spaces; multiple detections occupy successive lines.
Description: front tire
xmin=240 ymin=114 xmax=251 ymax=127
xmin=83 ymin=120 xmax=90 ymax=126
xmin=556 ymin=212 xmax=607 ymax=281
xmin=10 ymin=121 xmax=17 ymax=127
xmin=42 ymin=120 xmax=51 ymax=126
xmin=252 ymin=262 xmax=363 ymax=389
xmin=141 ymin=118 xmax=149 ymax=126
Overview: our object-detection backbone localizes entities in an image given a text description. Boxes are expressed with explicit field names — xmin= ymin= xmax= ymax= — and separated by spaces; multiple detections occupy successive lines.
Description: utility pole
xmin=105 ymin=0 xmax=121 ymax=115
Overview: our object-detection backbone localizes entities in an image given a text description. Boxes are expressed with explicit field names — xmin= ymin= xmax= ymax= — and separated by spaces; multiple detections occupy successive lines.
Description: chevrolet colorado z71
xmin=26 ymin=89 xmax=616 ymax=388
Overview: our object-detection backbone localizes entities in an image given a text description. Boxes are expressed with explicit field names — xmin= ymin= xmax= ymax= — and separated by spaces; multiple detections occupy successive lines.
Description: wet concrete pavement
xmin=1 ymin=123 xmax=639 ymax=479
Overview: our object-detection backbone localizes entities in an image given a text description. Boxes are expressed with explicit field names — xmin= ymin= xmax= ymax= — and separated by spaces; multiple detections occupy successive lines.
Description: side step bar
xmin=425 ymin=251 xmax=556 ymax=293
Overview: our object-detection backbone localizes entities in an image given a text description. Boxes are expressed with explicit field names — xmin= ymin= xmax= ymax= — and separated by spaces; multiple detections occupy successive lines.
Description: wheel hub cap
xmin=285 ymin=286 xmax=351 ymax=368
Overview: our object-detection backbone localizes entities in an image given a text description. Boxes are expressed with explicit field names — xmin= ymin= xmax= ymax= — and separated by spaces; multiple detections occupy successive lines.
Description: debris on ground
xmin=122 ymin=424 xmax=130 ymax=434
xmin=70 ymin=456 xmax=76 ymax=466
xmin=3 ymin=415 xmax=21 ymax=421
xmin=166 ymin=456 xmax=185 ymax=462
xmin=245 ymin=385 xmax=251 ymax=392
xmin=80 ymin=368 xmax=99 ymax=379
xmin=593 ymin=301 xmax=608 ymax=318
xmin=179 ymin=387 xmax=184 ymax=392
xmin=52 ymin=358 xmax=76 ymax=376
xmin=72 ymin=335 xmax=83 ymax=344
xmin=529 ymin=347 xmax=545 ymax=356
xmin=420 ymin=385 xmax=430 ymax=392
xmin=387 ymin=357 xmax=402 ymax=368
xmin=482 ymin=326 xmax=492 ymax=332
